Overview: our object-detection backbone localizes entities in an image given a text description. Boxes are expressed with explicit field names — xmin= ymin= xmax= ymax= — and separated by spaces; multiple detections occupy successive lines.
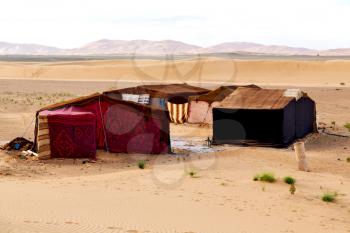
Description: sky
xmin=0 ymin=0 xmax=350 ymax=49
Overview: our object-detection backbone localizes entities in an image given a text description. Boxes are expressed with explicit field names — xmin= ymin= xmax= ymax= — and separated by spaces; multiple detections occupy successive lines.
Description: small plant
xmin=322 ymin=192 xmax=337 ymax=202
xmin=289 ymin=183 xmax=296 ymax=195
xmin=137 ymin=160 xmax=145 ymax=169
xmin=344 ymin=123 xmax=350 ymax=132
xmin=259 ymin=172 xmax=276 ymax=183
xmin=253 ymin=172 xmax=276 ymax=183
xmin=347 ymin=157 xmax=350 ymax=163
xmin=340 ymin=82 xmax=345 ymax=86
xmin=284 ymin=176 xmax=296 ymax=185
xmin=188 ymin=170 xmax=197 ymax=178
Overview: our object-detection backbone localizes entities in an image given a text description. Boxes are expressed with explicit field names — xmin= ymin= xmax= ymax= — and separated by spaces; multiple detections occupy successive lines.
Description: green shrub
xmin=344 ymin=123 xmax=350 ymax=132
xmin=138 ymin=160 xmax=145 ymax=169
xmin=259 ymin=173 xmax=276 ymax=183
xmin=284 ymin=176 xmax=296 ymax=185
xmin=253 ymin=173 xmax=277 ymax=183
xmin=322 ymin=192 xmax=337 ymax=202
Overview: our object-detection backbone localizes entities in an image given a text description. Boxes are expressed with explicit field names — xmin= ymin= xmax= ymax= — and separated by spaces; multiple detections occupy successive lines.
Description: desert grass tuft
xmin=258 ymin=172 xmax=276 ymax=183
xmin=283 ymin=176 xmax=296 ymax=185
xmin=344 ymin=123 xmax=350 ymax=132
xmin=322 ymin=192 xmax=337 ymax=202
xmin=253 ymin=172 xmax=276 ymax=183
xmin=137 ymin=160 xmax=145 ymax=169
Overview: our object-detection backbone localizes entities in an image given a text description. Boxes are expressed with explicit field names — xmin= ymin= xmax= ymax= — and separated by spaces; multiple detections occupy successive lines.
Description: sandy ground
xmin=0 ymin=58 xmax=350 ymax=233
xmin=0 ymin=137 xmax=349 ymax=233
xmin=0 ymin=58 xmax=350 ymax=86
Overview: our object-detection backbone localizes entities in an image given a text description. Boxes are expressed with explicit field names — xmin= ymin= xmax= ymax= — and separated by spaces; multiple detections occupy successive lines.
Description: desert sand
xmin=0 ymin=58 xmax=350 ymax=86
xmin=0 ymin=58 xmax=349 ymax=233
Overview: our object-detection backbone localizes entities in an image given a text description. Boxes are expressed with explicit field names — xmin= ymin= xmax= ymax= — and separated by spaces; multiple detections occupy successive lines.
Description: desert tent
xmin=34 ymin=93 xmax=171 ymax=159
xmin=187 ymin=85 xmax=260 ymax=124
xmin=104 ymin=84 xmax=210 ymax=123
xmin=212 ymin=87 xmax=316 ymax=147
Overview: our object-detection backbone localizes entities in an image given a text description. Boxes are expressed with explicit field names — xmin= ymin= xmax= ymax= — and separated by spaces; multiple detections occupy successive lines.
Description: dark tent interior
xmin=212 ymin=88 xmax=316 ymax=147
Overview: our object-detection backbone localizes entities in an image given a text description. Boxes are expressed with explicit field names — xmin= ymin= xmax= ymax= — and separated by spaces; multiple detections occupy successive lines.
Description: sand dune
xmin=1 ymin=58 xmax=350 ymax=86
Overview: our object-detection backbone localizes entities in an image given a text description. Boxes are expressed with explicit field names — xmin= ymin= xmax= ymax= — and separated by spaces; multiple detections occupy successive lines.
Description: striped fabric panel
xmin=37 ymin=115 xmax=51 ymax=159
xmin=38 ymin=134 xmax=50 ymax=141
xmin=167 ymin=102 xmax=189 ymax=124
xmin=38 ymin=138 xmax=50 ymax=145
xmin=38 ymin=124 xmax=49 ymax=129
xmin=38 ymin=117 xmax=48 ymax=123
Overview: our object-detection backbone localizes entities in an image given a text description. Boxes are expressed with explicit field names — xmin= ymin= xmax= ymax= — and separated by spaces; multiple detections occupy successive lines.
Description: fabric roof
xmin=104 ymin=83 xmax=210 ymax=98
xmin=37 ymin=93 xmax=167 ymax=114
xmin=217 ymin=87 xmax=296 ymax=110
xmin=140 ymin=83 xmax=209 ymax=95
xmin=189 ymin=85 xmax=260 ymax=104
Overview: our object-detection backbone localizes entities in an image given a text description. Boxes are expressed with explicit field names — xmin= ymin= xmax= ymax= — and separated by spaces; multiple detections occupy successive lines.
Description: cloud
xmin=0 ymin=0 xmax=349 ymax=49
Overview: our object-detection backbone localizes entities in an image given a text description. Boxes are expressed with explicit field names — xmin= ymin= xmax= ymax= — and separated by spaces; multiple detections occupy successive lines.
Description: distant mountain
xmin=69 ymin=39 xmax=201 ymax=55
xmin=204 ymin=42 xmax=318 ymax=55
xmin=1 ymin=39 xmax=350 ymax=56
xmin=0 ymin=41 xmax=62 ymax=55
xmin=322 ymin=48 xmax=350 ymax=56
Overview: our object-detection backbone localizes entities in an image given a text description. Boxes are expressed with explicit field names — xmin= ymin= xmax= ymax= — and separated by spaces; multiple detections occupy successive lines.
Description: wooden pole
xmin=294 ymin=141 xmax=309 ymax=171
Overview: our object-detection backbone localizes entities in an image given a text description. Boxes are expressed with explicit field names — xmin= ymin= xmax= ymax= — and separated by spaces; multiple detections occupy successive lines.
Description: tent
xmin=188 ymin=85 xmax=260 ymax=124
xmin=34 ymin=93 xmax=171 ymax=159
xmin=212 ymin=87 xmax=316 ymax=147
xmin=104 ymin=84 xmax=210 ymax=123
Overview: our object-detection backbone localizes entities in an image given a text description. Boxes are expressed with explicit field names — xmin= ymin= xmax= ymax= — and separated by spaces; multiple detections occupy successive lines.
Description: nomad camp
xmin=20 ymin=83 xmax=316 ymax=159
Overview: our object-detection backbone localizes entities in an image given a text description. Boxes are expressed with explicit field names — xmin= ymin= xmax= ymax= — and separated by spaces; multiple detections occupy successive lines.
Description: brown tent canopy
xmin=104 ymin=84 xmax=210 ymax=123
xmin=188 ymin=85 xmax=259 ymax=104
xmin=187 ymin=85 xmax=260 ymax=124
xmin=104 ymin=83 xmax=210 ymax=99
xmin=213 ymin=87 xmax=317 ymax=147
xmin=217 ymin=87 xmax=294 ymax=109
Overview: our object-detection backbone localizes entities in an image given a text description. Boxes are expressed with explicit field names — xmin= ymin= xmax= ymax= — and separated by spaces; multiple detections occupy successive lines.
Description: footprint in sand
xmin=107 ymin=226 xmax=122 ymax=230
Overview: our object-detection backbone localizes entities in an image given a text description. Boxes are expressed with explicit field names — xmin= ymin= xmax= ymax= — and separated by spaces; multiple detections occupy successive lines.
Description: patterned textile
xmin=104 ymin=103 xmax=170 ymax=154
xmin=38 ymin=98 xmax=171 ymax=156
xmin=187 ymin=101 xmax=209 ymax=124
xmin=138 ymin=94 xmax=150 ymax=105
xmin=122 ymin=94 xmax=140 ymax=103
xmin=42 ymin=109 xmax=97 ymax=159
xmin=70 ymin=101 xmax=111 ymax=149
xmin=37 ymin=115 xmax=51 ymax=159
xmin=167 ymin=102 xmax=189 ymax=124
xmin=150 ymin=98 xmax=167 ymax=110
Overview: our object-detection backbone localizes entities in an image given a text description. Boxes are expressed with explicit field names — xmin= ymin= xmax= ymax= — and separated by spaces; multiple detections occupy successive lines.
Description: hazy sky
xmin=0 ymin=0 xmax=349 ymax=49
